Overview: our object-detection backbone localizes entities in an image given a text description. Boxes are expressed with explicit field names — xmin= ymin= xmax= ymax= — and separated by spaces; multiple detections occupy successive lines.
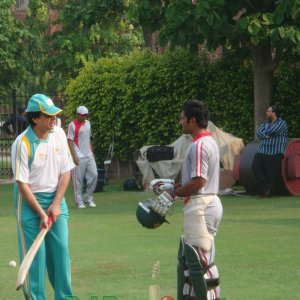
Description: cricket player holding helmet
xmin=149 ymin=100 xmax=223 ymax=300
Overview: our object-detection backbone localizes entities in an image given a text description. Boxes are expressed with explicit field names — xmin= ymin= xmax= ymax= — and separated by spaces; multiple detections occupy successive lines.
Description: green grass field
xmin=1 ymin=182 xmax=300 ymax=300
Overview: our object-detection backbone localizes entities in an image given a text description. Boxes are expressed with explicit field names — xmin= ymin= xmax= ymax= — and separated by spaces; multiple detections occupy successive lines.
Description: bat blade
xmin=16 ymin=216 xmax=52 ymax=291
xmin=149 ymin=284 xmax=160 ymax=300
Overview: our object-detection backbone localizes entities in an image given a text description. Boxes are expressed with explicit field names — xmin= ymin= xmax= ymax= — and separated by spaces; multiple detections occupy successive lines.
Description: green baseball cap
xmin=26 ymin=94 xmax=62 ymax=116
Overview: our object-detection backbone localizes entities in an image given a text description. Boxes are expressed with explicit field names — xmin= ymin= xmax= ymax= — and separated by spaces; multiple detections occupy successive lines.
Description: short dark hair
xmin=182 ymin=100 xmax=210 ymax=128
xmin=26 ymin=111 xmax=42 ymax=127
xmin=269 ymin=104 xmax=281 ymax=117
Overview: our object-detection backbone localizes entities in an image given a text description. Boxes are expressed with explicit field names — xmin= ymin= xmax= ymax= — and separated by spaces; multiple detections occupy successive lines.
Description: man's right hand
xmin=40 ymin=213 xmax=53 ymax=230
xmin=73 ymin=156 xmax=79 ymax=165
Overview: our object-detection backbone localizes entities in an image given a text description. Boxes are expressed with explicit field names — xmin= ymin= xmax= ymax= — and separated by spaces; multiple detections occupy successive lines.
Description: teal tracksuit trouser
xmin=14 ymin=185 xmax=73 ymax=300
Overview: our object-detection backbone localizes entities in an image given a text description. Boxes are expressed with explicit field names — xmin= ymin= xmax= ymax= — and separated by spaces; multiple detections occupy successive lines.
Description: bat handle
xmin=47 ymin=214 xmax=53 ymax=225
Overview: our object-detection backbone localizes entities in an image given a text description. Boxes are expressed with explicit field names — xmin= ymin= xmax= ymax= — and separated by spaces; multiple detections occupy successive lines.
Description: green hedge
xmin=274 ymin=63 xmax=300 ymax=138
xmin=65 ymin=49 xmax=300 ymax=163
xmin=206 ymin=58 xmax=254 ymax=142
xmin=65 ymin=49 xmax=210 ymax=162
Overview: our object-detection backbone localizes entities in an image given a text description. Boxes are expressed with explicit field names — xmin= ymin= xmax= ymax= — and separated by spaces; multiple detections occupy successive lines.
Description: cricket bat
xmin=16 ymin=215 xmax=53 ymax=290
xmin=149 ymin=284 xmax=160 ymax=300
xmin=149 ymin=261 xmax=160 ymax=300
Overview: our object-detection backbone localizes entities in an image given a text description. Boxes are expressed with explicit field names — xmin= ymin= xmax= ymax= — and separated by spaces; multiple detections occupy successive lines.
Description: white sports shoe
xmin=84 ymin=196 xmax=96 ymax=208
xmin=77 ymin=203 xmax=86 ymax=209
xmin=87 ymin=200 xmax=96 ymax=208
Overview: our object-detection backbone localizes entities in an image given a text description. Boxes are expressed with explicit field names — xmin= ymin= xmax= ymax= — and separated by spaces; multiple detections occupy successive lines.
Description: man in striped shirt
xmin=252 ymin=105 xmax=288 ymax=197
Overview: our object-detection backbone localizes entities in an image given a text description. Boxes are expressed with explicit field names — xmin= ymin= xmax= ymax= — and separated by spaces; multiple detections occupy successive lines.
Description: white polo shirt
xmin=12 ymin=126 xmax=75 ymax=193
xmin=67 ymin=119 xmax=93 ymax=158
xmin=181 ymin=131 xmax=220 ymax=195
xmin=11 ymin=128 xmax=28 ymax=177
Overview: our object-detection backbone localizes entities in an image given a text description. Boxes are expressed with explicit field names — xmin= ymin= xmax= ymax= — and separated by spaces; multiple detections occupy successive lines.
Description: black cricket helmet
xmin=136 ymin=199 xmax=169 ymax=229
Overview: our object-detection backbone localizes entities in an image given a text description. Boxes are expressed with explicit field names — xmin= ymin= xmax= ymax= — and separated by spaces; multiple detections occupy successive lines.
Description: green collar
xmin=27 ymin=125 xmax=52 ymax=143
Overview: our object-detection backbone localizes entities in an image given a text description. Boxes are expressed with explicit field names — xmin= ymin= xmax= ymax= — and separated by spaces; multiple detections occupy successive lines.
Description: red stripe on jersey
xmin=193 ymin=131 xmax=212 ymax=177
xmin=195 ymin=140 xmax=203 ymax=177
xmin=196 ymin=141 xmax=199 ymax=175
xmin=73 ymin=119 xmax=85 ymax=147
xmin=200 ymin=142 xmax=203 ymax=176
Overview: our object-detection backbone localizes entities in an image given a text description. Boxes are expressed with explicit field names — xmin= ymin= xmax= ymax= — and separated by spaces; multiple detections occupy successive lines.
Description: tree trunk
xmin=251 ymin=44 xmax=274 ymax=135
xmin=142 ymin=27 xmax=153 ymax=49
xmin=142 ymin=28 xmax=165 ymax=53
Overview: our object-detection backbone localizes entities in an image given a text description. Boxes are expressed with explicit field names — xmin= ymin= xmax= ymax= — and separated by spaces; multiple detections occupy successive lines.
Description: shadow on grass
xmin=226 ymin=217 xmax=300 ymax=226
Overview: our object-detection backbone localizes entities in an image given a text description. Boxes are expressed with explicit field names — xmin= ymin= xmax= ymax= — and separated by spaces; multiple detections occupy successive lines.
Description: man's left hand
xmin=150 ymin=179 xmax=175 ymax=195
xmin=47 ymin=204 xmax=61 ymax=222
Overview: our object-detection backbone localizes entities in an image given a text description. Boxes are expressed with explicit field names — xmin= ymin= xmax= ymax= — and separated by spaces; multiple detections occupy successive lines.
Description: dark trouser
xmin=252 ymin=153 xmax=283 ymax=196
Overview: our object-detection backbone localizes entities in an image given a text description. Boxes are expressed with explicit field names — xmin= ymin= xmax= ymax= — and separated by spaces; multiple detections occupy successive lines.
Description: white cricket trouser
xmin=72 ymin=156 xmax=98 ymax=205
xmin=184 ymin=196 xmax=223 ymax=299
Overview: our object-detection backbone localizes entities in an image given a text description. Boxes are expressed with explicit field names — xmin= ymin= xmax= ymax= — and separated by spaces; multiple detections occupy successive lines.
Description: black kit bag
xmin=123 ymin=179 xmax=138 ymax=191
xmin=146 ymin=145 xmax=174 ymax=162
xmin=94 ymin=168 xmax=105 ymax=192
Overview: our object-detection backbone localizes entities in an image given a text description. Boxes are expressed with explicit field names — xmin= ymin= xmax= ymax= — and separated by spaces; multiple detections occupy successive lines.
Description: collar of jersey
xmin=75 ymin=119 xmax=86 ymax=125
xmin=192 ymin=131 xmax=212 ymax=142
xmin=27 ymin=125 xmax=51 ymax=143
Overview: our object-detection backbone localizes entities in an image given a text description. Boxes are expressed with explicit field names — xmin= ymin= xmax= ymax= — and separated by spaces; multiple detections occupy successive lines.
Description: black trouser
xmin=252 ymin=153 xmax=283 ymax=196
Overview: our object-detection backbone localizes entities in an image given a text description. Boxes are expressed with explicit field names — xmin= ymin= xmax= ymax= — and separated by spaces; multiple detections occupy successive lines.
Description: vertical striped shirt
xmin=256 ymin=117 xmax=288 ymax=155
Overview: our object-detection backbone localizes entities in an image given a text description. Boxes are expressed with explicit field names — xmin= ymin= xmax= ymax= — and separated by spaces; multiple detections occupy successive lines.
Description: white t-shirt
xmin=12 ymin=126 xmax=75 ymax=193
xmin=67 ymin=120 xmax=93 ymax=158
xmin=181 ymin=132 xmax=220 ymax=195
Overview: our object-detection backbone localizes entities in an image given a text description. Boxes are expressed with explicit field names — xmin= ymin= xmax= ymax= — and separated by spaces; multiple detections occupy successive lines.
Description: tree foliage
xmin=274 ymin=58 xmax=300 ymax=137
xmin=25 ymin=0 xmax=143 ymax=92
xmin=131 ymin=0 xmax=300 ymax=131
xmin=0 ymin=0 xmax=143 ymax=93
xmin=137 ymin=0 xmax=300 ymax=53
xmin=0 ymin=0 xmax=32 ymax=90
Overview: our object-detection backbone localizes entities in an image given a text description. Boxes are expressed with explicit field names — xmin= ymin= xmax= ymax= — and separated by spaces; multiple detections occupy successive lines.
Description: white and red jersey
xmin=181 ymin=131 xmax=219 ymax=195
xmin=12 ymin=126 xmax=75 ymax=193
xmin=67 ymin=119 xmax=93 ymax=158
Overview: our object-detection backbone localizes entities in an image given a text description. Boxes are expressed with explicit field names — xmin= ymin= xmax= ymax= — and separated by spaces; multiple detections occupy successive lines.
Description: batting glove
xmin=152 ymin=191 xmax=176 ymax=216
xmin=150 ymin=179 xmax=175 ymax=195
